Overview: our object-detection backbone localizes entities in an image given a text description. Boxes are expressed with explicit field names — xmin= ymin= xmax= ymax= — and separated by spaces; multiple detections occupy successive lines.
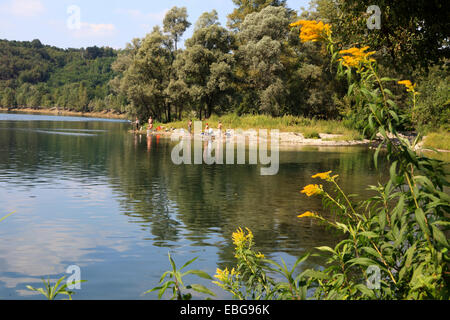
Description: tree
xmin=163 ymin=6 xmax=191 ymax=51
xmin=77 ymin=82 xmax=89 ymax=112
xmin=194 ymin=10 xmax=220 ymax=31
xmin=236 ymin=6 xmax=294 ymax=115
xmin=1 ymin=88 xmax=16 ymax=108
xmin=176 ymin=12 xmax=236 ymax=119
xmin=121 ymin=27 xmax=173 ymax=122
xmin=227 ymin=0 xmax=288 ymax=31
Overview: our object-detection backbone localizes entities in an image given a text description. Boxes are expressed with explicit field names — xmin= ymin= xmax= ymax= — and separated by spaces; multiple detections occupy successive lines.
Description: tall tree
xmin=236 ymin=5 xmax=294 ymax=115
xmin=176 ymin=12 xmax=236 ymax=119
xmin=194 ymin=10 xmax=220 ymax=31
xmin=163 ymin=6 xmax=191 ymax=51
xmin=227 ymin=0 xmax=288 ymax=31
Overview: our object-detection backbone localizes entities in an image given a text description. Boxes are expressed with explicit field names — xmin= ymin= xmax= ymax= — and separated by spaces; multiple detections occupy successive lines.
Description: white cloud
xmin=71 ymin=22 xmax=116 ymax=38
xmin=116 ymin=8 xmax=168 ymax=24
xmin=2 ymin=0 xmax=45 ymax=17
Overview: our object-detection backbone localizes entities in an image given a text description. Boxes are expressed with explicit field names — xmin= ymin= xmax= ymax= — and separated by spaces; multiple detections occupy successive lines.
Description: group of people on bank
xmin=133 ymin=116 xmax=224 ymax=137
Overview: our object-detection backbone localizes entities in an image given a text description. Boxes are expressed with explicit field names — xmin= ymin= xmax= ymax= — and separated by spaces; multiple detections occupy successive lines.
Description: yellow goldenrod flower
xmin=232 ymin=227 xmax=253 ymax=247
xmin=298 ymin=211 xmax=317 ymax=218
xmin=214 ymin=268 xmax=230 ymax=282
xmin=312 ymin=171 xmax=332 ymax=180
xmin=301 ymin=184 xmax=323 ymax=197
xmin=398 ymin=80 xmax=417 ymax=93
xmin=290 ymin=20 xmax=331 ymax=42
xmin=255 ymin=252 xmax=265 ymax=259
xmin=339 ymin=46 xmax=376 ymax=68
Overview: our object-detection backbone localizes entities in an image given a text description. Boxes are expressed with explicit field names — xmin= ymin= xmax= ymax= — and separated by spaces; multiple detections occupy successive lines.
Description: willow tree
xmin=236 ymin=5 xmax=295 ymax=115
xmin=117 ymin=8 xmax=191 ymax=122
xmin=175 ymin=12 xmax=236 ymax=119
xmin=227 ymin=0 xmax=288 ymax=32
xmin=120 ymin=27 xmax=173 ymax=122
xmin=163 ymin=6 xmax=191 ymax=51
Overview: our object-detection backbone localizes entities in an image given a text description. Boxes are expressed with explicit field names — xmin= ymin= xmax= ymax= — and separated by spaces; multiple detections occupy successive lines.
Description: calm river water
xmin=0 ymin=112 xmax=387 ymax=299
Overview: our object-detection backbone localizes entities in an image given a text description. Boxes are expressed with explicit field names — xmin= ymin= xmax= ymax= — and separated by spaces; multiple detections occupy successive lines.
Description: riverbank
xmin=135 ymin=125 xmax=450 ymax=158
xmin=133 ymin=126 xmax=372 ymax=147
xmin=0 ymin=107 xmax=128 ymax=120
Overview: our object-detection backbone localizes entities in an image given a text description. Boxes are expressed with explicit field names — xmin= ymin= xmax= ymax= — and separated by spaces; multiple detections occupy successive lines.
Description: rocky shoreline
xmin=0 ymin=107 xmax=127 ymax=120
xmin=135 ymin=128 xmax=450 ymax=153
xmin=135 ymin=127 xmax=372 ymax=147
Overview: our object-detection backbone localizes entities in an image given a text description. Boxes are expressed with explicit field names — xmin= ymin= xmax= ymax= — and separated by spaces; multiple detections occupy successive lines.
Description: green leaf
xmin=355 ymin=284 xmax=376 ymax=298
xmin=182 ymin=270 xmax=213 ymax=280
xmin=180 ymin=257 xmax=198 ymax=271
xmin=189 ymin=284 xmax=216 ymax=297
xmin=315 ymin=246 xmax=335 ymax=254
xmin=158 ymin=281 xmax=172 ymax=299
xmin=298 ymin=269 xmax=329 ymax=281
xmin=359 ymin=231 xmax=379 ymax=239
xmin=361 ymin=247 xmax=380 ymax=259
xmin=168 ymin=252 xmax=176 ymax=271
xmin=347 ymin=257 xmax=378 ymax=268
xmin=388 ymin=110 xmax=399 ymax=123
xmin=415 ymin=208 xmax=430 ymax=236
xmin=431 ymin=225 xmax=449 ymax=248
xmin=374 ymin=143 xmax=382 ymax=170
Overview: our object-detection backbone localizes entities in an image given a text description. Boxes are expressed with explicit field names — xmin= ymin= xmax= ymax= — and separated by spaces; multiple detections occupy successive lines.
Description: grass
xmin=147 ymin=114 xmax=362 ymax=141
xmin=422 ymin=131 xmax=450 ymax=151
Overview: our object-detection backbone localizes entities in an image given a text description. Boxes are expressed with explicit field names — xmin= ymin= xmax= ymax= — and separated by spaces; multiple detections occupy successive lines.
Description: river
xmin=0 ymin=112 xmax=387 ymax=299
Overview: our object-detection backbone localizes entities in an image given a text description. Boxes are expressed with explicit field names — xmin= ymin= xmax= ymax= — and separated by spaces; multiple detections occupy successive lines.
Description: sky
xmin=0 ymin=0 xmax=311 ymax=49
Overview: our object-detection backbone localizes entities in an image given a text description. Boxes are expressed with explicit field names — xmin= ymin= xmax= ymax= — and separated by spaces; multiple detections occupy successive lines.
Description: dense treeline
xmin=0 ymin=39 xmax=121 ymax=113
xmin=0 ymin=0 xmax=448 ymax=130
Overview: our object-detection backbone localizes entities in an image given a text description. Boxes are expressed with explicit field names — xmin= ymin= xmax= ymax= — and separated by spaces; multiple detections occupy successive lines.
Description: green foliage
xmin=145 ymin=252 xmax=215 ymax=300
xmin=303 ymin=130 xmax=321 ymax=139
xmin=320 ymin=0 xmax=450 ymax=72
xmin=236 ymin=6 xmax=293 ymax=116
xmin=0 ymin=39 xmax=118 ymax=112
xmin=163 ymin=6 xmax=191 ymax=51
xmin=414 ymin=63 xmax=450 ymax=129
xmin=176 ymin=15 xmax=236 ymax=119
xmin=155 ymin=14 xmax=449 ymax=301
xmin=422 ymin=131 xmax=450 ymax=151
xmin=26 ymin=276 xmax=86 ymax=300
xmin=227 ymin=0 xmax=288 ymax=31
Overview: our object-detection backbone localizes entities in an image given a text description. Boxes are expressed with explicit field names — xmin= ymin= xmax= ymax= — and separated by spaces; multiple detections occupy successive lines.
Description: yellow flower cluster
xmin=289 ymin=20 xmax=331 ymax=42
xmin=232 ymin=227 xmax=253 ymax=247
xmin=214 ymin=267 xmax=238 ymax=282
xmin=297 ymin=211 xmax=317 ymax=218
xmin=301 ymin=184 xmax=323 ymax=197
xmin=339 ymin=46 xmax=375 ymax=68
xmin=398 ymin=80 xmax=417 ymax=93
xmin=255 ymin=252 xmax=265 ymax=259
xmin=312 ymin=171 xmax=332 ymax=180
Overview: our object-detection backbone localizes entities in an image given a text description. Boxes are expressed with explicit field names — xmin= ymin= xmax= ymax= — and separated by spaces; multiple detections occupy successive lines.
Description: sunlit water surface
xmin=0 ymin=112 xmax=387 ymax=299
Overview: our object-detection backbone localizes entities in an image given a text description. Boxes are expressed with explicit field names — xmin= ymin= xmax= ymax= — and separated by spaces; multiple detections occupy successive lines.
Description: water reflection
xmin=0 ymin=112 xmax=387 ymax=299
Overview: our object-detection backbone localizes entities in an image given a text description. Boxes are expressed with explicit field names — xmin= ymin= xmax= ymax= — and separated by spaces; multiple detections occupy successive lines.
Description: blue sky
xmin=0 ymin=0 xmax=310 ymax=49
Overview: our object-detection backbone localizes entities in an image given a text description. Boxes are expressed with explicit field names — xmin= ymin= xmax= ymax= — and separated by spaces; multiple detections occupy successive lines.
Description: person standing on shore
xmin=134 ymin=117 xmax=140 ymax=133
xmin=218 ymin=121 xmax=223 ymax=137
xmin=188 ymin=119 xmax=192 ymax=135
xmin=148 ymin=116 xmax=154 ymax=131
